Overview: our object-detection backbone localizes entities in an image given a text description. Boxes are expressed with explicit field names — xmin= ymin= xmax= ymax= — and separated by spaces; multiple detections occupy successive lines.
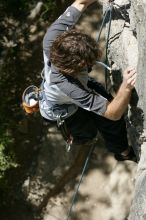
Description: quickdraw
xmin=56 ymin=114 xmax=73 ymax=152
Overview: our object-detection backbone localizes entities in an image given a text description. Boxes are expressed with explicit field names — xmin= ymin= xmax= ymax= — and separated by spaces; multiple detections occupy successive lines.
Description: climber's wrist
xmin=72 ymin=0 xmax=97 ymax=12
xmin=72 ymin=2 xmax=86 ymax=12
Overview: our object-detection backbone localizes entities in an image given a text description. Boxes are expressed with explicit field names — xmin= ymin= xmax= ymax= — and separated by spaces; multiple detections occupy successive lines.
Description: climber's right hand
xmin=122 ymin=67 xmax=137 ymax=91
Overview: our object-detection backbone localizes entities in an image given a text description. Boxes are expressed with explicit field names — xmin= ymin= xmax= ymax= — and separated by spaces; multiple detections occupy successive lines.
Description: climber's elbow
xmin=103 ymin=112 xmax=121 ymax=121
xmin=102 ymin=103 xmax=122 ymax=121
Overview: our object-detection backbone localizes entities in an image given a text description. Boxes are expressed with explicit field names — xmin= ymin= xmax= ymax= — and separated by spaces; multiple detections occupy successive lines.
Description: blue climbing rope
xmin=66 ymin=141 xmax=96 ymax=220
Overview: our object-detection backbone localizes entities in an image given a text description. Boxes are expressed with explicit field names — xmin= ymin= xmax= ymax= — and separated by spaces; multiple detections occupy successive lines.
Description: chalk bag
xmin=22 ymin=85 xmax=40 ymax=114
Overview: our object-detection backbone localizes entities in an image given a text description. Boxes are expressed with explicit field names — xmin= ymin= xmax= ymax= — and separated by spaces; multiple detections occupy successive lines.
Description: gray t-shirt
xmin=39 ymin=6 xmax=108 ymax=121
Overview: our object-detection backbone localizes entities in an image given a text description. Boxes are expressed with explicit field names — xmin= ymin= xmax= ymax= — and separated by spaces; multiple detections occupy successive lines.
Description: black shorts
xmin=65 ymin=107 xmax=128 ymax=154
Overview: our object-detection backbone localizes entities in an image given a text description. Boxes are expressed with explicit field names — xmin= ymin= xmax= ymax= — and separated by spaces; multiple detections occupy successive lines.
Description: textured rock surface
xmin=103 ymin=0 xmax=146 ymax=219
xmin=129 ymin=1 xmax=146 ymax=219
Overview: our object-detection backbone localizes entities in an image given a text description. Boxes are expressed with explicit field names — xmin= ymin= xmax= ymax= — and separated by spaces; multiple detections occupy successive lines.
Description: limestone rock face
xmin=103 ymin=0 xmax=146 ymax=219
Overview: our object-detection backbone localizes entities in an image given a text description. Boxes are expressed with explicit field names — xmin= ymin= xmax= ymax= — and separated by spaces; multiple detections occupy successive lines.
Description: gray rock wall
xmin=103 ymin=0 xmax=146 ymax=219
xmin=131 ymin=0 xmax=146 ymax=127
xmin=129 ymin=1 xmax=146 ymax=219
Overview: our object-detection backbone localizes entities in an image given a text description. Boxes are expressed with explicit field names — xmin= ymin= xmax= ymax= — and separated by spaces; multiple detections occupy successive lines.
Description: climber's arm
xmin=43 ymin=0 xmax=97 ymax=59
xmin=103 ymin=67 xmax=137 ymax=121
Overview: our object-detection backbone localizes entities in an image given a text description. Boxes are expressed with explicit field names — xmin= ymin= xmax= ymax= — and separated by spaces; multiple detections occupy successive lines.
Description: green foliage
xmin=0 ymin=126 xmax=17 ymax=182
xmin=0 ymin=0 xmax=58 ymax=19
xmin=0 ymin=0 xmax=30 ymax=17
xmin=0 ymin=96 xmax=14 ymax=181
xmin=0 ymin=136 xmax=17 ymax=180
xmin=0 ymin=57 xmax=19 ymax=182
xmin=41 ymin=0 xmax=57 ymax=20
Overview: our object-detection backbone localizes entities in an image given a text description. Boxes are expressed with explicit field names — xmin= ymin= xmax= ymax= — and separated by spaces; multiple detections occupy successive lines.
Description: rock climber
xmin=39 ymin=0 xmax=137 ymax=162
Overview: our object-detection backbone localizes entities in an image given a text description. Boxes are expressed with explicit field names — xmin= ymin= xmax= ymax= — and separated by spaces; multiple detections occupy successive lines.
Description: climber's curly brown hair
xmin=50 ymin=29 xmax=102 ymax=76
